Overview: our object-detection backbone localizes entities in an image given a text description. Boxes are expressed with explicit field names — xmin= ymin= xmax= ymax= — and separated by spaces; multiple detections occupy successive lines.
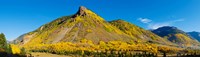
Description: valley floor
xmin=29 ymin=52 xmax=179 ymax=57
xmin=28 ymin=52 xmax=200 ymax=57
xmin=31 ymin=52 xmax=71 ymax=57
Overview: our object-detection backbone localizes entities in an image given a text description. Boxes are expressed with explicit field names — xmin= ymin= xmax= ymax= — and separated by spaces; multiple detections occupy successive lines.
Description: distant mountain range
xmin=187 ymin=31 xmax=200 ymax=42
xmin=151 ymin=26 xmax=199 ymax=47
xmin=13 ymin=6 xmax=200 ymax=48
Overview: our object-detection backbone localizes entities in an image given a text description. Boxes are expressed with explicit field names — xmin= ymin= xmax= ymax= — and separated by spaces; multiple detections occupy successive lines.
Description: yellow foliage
xmin=10 ymin=44 xmax=21 ymax=54
xmin=24 ymin=39 xmax=182 ymax=55
xmin=86 ymin=29 xmax=92 ymax=33
xmin=74 ymin=16 xmax=83 ymax=22
xmin=81 ymin=39 xmax=87 ymax=43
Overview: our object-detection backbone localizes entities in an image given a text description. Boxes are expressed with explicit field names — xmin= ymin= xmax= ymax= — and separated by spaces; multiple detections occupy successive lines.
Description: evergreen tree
xmin=0 ymin=33 xmax=6 ymax=49
xmin=0 ymin=33 xmax=8 ymax=57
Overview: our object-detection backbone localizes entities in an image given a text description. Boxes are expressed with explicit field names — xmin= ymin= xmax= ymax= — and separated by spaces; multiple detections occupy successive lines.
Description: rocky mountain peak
xmin=74 ymin=6 xmax=89 ymax=16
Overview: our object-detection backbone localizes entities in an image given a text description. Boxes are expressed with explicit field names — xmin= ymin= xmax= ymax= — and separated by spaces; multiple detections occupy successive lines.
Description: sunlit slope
xmin=14 ymin=6 xmax=174 ymax=46
xmin=109 ymin=20 xmax=174 ymax=45
xmin=15 ymin=6 xmax=134 ymax=45
xmin=152 ymin=26 xmax=199 ymax=47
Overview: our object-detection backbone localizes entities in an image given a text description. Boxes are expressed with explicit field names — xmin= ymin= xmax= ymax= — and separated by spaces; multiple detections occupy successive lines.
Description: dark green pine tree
xmin=0 ymin=33 xmax=7 ymax=51
xmin=0 ymin=33 xmax=9 ymax=57
xmin=0 ymin=33 xmax=7 ymax=50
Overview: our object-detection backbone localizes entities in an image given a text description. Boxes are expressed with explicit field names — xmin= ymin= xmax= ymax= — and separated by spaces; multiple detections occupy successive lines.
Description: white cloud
xmin=172 ymin=19 xmax=185 ymax=22
xmin=148 ymin=19 xmax=185 ymax=29
xmin=138 ymin=18 xmax=185 ymax=29
xmin=138 ymin=18 xmax=152 ymax=23
xmin=148 ymin=22 xmax=170 ymax=29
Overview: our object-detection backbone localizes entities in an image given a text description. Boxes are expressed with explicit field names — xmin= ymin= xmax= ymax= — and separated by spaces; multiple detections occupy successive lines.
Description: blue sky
xmin=1 ymin=0 xmax=200 ymax=41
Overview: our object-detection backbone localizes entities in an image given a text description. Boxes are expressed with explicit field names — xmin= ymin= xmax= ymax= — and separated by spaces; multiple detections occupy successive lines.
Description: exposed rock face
xmin=73 ymin=6 xmax=89 ymax=17
xmin=78 ymin=6 xmax=88 ymax=15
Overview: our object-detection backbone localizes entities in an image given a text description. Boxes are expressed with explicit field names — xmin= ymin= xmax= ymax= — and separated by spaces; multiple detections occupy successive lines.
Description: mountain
xmin=187 ymin=31 xmax=200 ymax=42
xmin=109 ymin=19 xmax=173 ymax=44
xmin=14 ymin=6 xmax=173 ymax=46
xmin=152 ymin=26 xmax=199 ymax=47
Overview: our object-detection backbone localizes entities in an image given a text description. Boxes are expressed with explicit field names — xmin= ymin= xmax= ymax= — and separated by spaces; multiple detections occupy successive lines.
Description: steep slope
xmin=109 ymin=20 xmax=174 ymax=45
xmin=187 ymin=31 xmax=200 ymax=42
xmin=152 ymin=26 xmax=199 ymax=47
xmin=14 ymin=6 xmax=174 ymax=46
xmin=15 ymin=6 xmax=134 ymax=45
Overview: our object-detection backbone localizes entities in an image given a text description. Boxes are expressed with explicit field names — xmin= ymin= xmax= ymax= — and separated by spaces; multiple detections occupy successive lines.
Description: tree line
xmin=0 ymin=33 xmax=26 ymax=57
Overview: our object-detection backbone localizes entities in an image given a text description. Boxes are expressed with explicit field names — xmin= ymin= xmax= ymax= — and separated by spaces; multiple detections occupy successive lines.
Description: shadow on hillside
xmin=0 ymin=52 xmax=26 ymax=57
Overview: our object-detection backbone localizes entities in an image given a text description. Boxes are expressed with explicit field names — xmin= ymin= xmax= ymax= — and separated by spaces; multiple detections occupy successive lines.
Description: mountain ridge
xmin=152 ymin=26 xmax=199 ymax=47
xmin=109 ymin=20 xmax=173 ymax=45
xmin=14 ymin=6 xmax=176 ymax=47
xmin=14 ymin=6 xmax=133 ymax=45
xmin=187 ymin=31 xmax=200 ymax=42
